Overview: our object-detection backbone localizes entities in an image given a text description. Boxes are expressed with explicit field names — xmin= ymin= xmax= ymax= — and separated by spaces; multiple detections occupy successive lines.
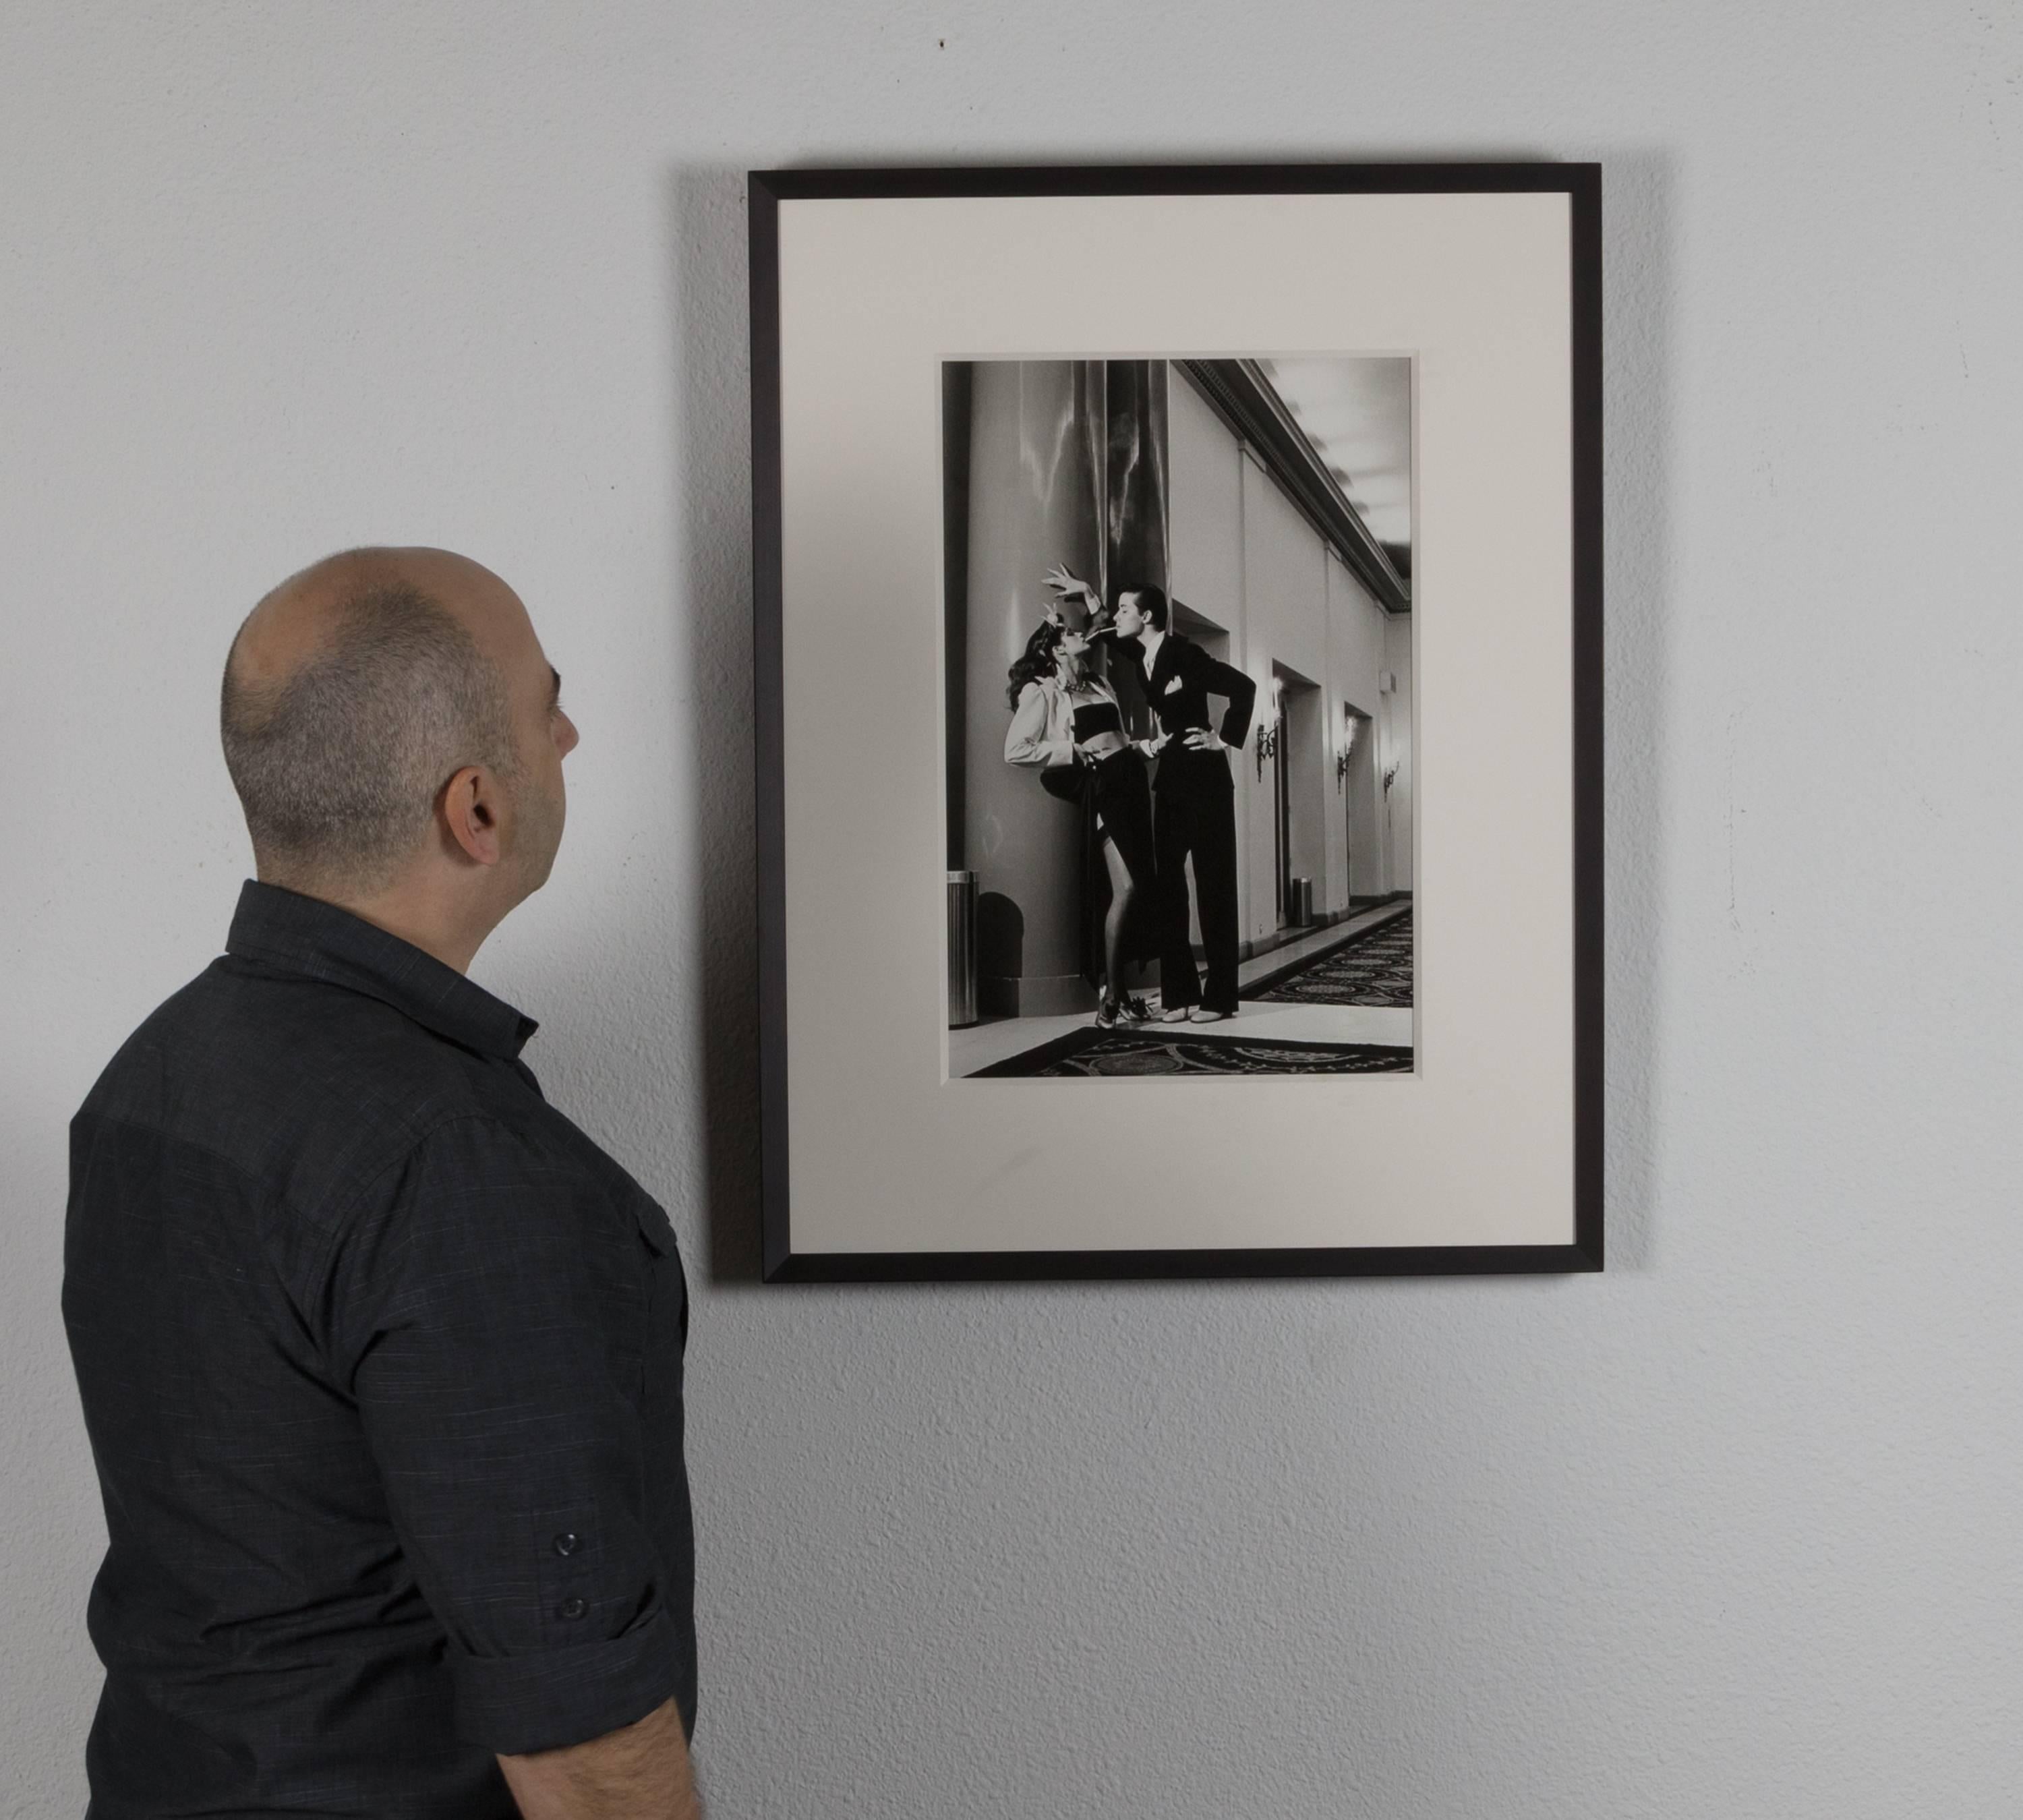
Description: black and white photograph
xmin=943 ymin=355 xmax=1416 ymax=1078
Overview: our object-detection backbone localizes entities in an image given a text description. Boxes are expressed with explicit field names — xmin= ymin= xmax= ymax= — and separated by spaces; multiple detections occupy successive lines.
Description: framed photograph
xmin=750 ymin=163 xmax=1600 ymax=1281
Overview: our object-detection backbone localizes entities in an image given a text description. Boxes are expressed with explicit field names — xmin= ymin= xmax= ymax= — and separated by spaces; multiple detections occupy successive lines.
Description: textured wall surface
xmin=5 ymin=3 xmax=2022 ymax=1813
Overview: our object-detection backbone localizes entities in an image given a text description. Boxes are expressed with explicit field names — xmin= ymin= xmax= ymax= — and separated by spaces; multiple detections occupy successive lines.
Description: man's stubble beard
xmin=508 ymin=770 xmax=566 ymax=898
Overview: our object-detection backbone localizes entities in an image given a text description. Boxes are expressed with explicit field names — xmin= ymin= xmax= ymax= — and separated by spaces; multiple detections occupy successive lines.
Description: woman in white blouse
xmin=1003 ymin=605 xmax=1161 ymax=1027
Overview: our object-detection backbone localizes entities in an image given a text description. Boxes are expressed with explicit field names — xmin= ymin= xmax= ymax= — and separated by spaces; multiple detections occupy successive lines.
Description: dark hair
xmin=221 ymin=579 xmax=519 ymax=891
xmin=1118 ymin=583 xmax=1168 ymax=631
xmin=1006 ymin=617 xmax=1069 ymax=709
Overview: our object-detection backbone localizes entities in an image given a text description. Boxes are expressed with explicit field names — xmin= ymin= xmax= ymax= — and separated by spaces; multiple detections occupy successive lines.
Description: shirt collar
xmin=225 ymin=880 xmax=539 ymax=1060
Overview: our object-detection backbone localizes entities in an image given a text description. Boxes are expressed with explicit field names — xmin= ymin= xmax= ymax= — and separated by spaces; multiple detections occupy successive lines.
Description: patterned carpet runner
xmin=1254 ymin=910 xmax=1413 ymax=1007
xmin=971 ymin=1028 xmax=1411 ymax=1077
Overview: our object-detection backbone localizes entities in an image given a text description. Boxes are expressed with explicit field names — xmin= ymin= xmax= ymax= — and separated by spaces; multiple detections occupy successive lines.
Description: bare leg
xmin=1100 ymin=834 xmax=1134 ymax=1004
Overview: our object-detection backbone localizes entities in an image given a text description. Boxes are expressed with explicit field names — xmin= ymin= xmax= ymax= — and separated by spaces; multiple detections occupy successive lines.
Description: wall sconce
xmin=1255 ymin=720 xmax=1279 ymax=781
xmin=1335 ymin=749 xmax=1351 ymax=793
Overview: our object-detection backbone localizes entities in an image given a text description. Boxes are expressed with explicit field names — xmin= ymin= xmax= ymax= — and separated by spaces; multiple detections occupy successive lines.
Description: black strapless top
xmin=1072 ymin=699 xmax=1123 ymax=738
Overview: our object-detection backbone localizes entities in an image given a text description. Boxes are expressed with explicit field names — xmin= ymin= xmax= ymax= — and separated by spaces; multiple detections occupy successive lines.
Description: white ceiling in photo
xmin=1255 ymin=356 xmax=1413 ymax=559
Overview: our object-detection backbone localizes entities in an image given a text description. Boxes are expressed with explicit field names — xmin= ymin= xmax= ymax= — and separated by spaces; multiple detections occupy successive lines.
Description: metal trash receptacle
xmin=947 ymin=870 xmax=978 ymax=1028
xmin=1289 ymin=876 xmax=1314 ymax=927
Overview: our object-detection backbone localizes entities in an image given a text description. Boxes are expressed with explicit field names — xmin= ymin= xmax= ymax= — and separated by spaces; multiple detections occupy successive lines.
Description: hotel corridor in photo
xmin=945 ymin=355 xmax=1415 ymax=1078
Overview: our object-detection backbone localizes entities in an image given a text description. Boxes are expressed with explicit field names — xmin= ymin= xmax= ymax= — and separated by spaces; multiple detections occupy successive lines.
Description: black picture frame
xmin=750 ymin=162 xmax=1602 ymax=1283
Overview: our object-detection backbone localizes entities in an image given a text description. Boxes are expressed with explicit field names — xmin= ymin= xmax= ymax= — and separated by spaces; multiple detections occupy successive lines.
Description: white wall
xmin=1165 ymin=368 xmax=1253 ymax=946
xmin=1326 ymin=550 xmax=1390 ymax=901
xmin=1170 ymin=371 xmax=1407 ymax=937
xmin=7 ymin=5 xmax=2023 ymax=1816
xmin=1384 ymin=608 xmax=1416 ymax=892
xmin=1167 ymin=366 xmax=1247 ymax=628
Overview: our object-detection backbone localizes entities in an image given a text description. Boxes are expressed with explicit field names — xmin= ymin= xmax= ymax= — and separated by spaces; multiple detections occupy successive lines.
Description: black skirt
xmin=1038 ymin=750 xmax=1157 ymax=990
xmin=1082 ymin=749 xmax=1156 ymax=990
xmin=1089 ymin=748 xmax=1156 ymax=896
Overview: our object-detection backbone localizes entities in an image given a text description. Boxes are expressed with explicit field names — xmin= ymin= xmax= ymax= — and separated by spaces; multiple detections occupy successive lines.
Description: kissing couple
xmin=1003 ymin=565 xmax=1256 ymax=1029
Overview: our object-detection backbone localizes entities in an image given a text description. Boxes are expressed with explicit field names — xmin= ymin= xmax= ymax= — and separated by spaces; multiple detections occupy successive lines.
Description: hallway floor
xmin=950 ymin=902 xmax=1414 ymax=1078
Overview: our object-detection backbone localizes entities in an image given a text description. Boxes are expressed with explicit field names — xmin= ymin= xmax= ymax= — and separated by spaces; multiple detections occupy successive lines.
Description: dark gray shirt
xmin=65 ymin=881 xmax=695 ymax=1817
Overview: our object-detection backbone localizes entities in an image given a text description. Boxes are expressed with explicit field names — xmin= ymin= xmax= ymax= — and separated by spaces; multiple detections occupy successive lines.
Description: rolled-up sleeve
xmin=332 ymin=1117 xmax=683 ymax=1756
xmin=1005 ymin=680 xmax=1073 ymax=766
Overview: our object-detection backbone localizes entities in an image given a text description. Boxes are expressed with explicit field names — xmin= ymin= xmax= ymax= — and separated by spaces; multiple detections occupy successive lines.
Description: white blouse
xmin=1003 ymin=676 xmax=1121 ymax=768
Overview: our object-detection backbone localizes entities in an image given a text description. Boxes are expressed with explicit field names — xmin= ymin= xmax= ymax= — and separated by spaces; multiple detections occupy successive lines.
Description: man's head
xmin=1111 ymin=583 xmax=1168 ymax=643
xmin=221 ymin=548 xmax=577 ymax=962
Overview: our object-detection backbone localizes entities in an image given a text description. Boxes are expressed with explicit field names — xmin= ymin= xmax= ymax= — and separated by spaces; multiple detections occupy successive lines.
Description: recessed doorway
xmin=1342 ymin=703 xmax=1378 ymax=904
xmin=1271 ymin=663 xmax=1323 ymax=928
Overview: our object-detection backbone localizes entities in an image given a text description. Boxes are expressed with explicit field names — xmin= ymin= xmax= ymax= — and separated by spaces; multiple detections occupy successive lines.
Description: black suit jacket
xmin=1130 ymin=630 xmax=1256 ymax=791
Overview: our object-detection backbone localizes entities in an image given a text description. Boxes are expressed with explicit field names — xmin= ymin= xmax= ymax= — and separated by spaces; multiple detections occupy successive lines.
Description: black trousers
xmin=1152 ymin=761 xmax=1241 ymax=1014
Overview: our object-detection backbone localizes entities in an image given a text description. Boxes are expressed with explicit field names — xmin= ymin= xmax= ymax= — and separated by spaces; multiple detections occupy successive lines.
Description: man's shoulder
xmin=88 ymin=953 xmax=490 ymax=1086
xmin=76 ymin=960 xmax=528 ymax=1209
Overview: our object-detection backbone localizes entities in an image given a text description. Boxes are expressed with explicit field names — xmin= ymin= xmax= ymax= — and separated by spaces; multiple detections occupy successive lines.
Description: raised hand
xmin=1043 ymin=562 xmax=1096 ymax=604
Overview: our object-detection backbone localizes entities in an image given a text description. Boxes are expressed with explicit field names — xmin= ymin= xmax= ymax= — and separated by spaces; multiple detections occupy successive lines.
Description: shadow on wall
xmin=475 ymin=168 xmax=766 ymax=1289
xmin=1595 ymin=146 xmax=1676 ymax=1273
xmin=667 ymin=162 xmax=764 ymax=1287
xmin=976 ymin=894 xmax=1024 ymax=1018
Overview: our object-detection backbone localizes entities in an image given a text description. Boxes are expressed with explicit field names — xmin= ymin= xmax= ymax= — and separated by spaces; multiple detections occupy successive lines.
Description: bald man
xmin=63 ymin=551 xmax=701 ymax=1817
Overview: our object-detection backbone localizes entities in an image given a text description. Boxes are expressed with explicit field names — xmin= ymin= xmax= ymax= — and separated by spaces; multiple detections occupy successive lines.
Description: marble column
xmin=1101 ymin=359 xmax=1169 ymax=746
xmin=1105 ymin=359 xmax=1169 ymax=601
xmin=963 ymin=360 xmax=1105 ymax=1016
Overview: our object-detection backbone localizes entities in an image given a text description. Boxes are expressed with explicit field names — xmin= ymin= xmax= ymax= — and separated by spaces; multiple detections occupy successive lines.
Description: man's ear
xmin=440 ymin=765 xmax=504 ymax=867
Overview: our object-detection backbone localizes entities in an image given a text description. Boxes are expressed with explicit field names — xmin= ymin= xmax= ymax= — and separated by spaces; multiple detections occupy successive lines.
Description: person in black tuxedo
xmin=1047 ymin=570 xmax=1256 ymax=1021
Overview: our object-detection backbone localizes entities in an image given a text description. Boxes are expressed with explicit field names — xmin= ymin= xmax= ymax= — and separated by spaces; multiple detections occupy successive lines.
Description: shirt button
xmin=553 ymin=1532 xmax=581 ymax=1557
xmin=559 ymin=1596 xmax=588 ymax=1621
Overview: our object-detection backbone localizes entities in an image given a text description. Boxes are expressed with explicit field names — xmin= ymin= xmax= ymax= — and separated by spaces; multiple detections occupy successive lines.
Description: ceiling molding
xmin=1176 ymin=359 xmax=1411 ymax=616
